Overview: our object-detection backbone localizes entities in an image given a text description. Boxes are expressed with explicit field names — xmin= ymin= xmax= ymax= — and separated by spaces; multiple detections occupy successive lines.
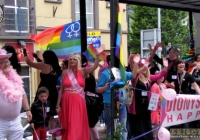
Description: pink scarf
xmin=0 ymin=68 xmax=24 ymax=102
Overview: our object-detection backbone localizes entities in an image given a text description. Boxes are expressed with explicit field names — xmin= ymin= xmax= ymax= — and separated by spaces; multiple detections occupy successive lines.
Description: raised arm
xmin=132 ymin=54 xmax=140 ymax=78
xmin=23 ymin=47 xmax=48 ymax=71
xmin=148 ymin=42 xmax=164 ymax=65
xmin=150 ymin=58 xmax=168 ymax=81
xmin=32 ymin=52 xmax=42 ymax=62
xmin=84 ymin=56 xmax=99 ymax=75
xmin=84 ymin=46 xmax=104 ymax=75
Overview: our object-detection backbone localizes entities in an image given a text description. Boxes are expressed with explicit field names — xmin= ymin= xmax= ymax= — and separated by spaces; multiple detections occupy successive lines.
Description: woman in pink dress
xmin=56 ymin=53 xmax=99 ymax=140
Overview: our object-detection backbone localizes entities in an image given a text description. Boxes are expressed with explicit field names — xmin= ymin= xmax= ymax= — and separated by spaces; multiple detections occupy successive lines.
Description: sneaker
xmin=100 ymin=127 xmax=107 ymax=133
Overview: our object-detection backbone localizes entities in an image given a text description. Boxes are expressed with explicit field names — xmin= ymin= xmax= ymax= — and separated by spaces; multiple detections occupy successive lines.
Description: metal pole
xmin=79 ymin=0 xmax=87 ymax=53
xmin=110 ymin=0 xmax=119 ymax=137
xmin=157 ymin=8 xmax=162 ymax=69
xmin=189 ymin=11 xmax=194 ymax=50
xmin=158 ymin=8 xmax=161 ymax=29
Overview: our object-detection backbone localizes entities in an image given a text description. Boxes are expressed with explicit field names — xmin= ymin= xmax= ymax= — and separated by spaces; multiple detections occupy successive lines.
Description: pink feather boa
xmin=0 ymin=68 xmax=24 ymax=102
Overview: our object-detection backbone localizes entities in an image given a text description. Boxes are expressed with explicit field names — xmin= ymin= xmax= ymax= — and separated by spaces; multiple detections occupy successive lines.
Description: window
xmin=20 ymin=66 xmax=31 ymax=112
xmin=75 ymin=0 xmax=94 ymax=28
xmin=4 ymin=0 xmax=29 ymax=32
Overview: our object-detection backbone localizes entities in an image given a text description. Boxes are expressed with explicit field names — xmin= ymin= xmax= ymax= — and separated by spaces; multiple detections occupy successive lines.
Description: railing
xmin=3 ymin=6 xmax=36 ymax=36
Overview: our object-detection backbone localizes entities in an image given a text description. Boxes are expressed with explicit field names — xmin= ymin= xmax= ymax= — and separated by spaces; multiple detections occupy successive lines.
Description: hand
xmin=168 ymin=82 xmax=175 ymax=89
xmin=154 ymin=41 xmax=164 ymax=51
xmin=163 ymin=58 xmax=168 ymax=68
xmin=96 ymin=45 xmax=104 ymax=56
xmin=155 ymin=41 xmax=164 ymax=47
xmin=147 ymin=43 xmax=153 ymax=52
xmin=133 ymin=54 xmax=140 ymax=63
xmin=30 ymin=123 xmax=34 ymax=129
xmin=32 ymin=52 xmax=38 ymax=58
xmin=26 ymin=111 xmax=32 ymax=122
xmin=104 ymin=82 xmax=110 ymax=90
xmin=56 ymin=106 xmax=61 ymax=114
xmin=56 ymin=85 xmax=61 ymax=90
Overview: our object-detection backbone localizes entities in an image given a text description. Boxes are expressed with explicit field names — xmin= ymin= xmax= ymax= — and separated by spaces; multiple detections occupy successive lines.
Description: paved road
xmin=57 ymin=122 xmax=200 ymax=140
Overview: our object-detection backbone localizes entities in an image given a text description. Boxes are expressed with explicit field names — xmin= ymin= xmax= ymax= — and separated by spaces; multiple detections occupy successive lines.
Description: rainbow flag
xmin=115 ymin=5 xmax=126 ymax=83
xmin=30 ymin=21 xmax=81 ymax=59
xmin=160 ymin=95 xmax=167 ymax=123
xmin=83 ymin=44 xmax=107 ymax=62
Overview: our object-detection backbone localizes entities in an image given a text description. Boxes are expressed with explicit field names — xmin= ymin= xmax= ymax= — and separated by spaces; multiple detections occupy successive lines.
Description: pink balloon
xmin=158 ymin=127 xmax=170 ymax=140
xmin=162 ymin=88 xmax=177 ymax=101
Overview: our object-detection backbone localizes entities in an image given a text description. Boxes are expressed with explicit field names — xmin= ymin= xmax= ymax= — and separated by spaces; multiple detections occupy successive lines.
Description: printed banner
xmin=162 ymin=94 xmax=200 ymax=127
xmin=87 ymin=31 xmax=101 ymax=48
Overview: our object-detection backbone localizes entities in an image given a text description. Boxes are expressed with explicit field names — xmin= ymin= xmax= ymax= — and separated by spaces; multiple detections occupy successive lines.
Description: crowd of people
xmin=1 ymin=42 xmax=200 ymax=140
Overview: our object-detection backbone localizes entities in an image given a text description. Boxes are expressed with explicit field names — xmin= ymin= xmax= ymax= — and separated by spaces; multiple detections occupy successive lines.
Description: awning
xmin=107 ymin=0 xmax=200 ymax=13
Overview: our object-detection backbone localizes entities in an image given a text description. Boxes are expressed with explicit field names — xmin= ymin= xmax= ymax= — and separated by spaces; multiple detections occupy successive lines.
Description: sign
xmin=170 ymin=128 xmax=200 ymax=138
xmin=3 ymin=42 xmax=35 ymax=62
xmin=0 ymin=6 xmax=3 ymax=23
xmin=148 ymin=93 xmax=160 ymax=111
xmin=162 ymin=95 xmax=200 ymax=127
xmin=87 ymin=31 xmax=101 ymax=49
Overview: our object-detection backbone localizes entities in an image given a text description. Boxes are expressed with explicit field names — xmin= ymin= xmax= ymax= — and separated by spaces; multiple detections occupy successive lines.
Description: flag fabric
xmin=83 ymin=44 xmax=107 ymax=62
xmin=160 ymin=96 xmax=167 ymax=123
xmin=30 ymin=21 xmax=81 ymax=59
xmin=115 ymin=5 xmax=126 ymax=82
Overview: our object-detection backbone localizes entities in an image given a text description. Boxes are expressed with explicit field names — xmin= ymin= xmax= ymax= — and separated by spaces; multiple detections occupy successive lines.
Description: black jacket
xmin=30 ymin=100 xmax=50 ymax=129
xmin=153 ymin=54 xmax=177 ymax=79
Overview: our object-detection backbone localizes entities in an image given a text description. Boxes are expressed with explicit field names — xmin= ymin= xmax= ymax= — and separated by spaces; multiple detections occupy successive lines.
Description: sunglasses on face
xmin=0 ymin=61 xmax=10 ymax=65
xmin=69 ymin=58 xmax=77 ymax=61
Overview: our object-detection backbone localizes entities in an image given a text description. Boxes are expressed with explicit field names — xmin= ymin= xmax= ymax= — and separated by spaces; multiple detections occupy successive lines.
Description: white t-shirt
xmin=0 ymin=94 xmax=22 ymax=120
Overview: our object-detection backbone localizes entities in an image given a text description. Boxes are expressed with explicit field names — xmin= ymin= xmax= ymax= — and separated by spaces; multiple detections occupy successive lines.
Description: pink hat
xmin=0 ymin=49 xmax=12 ymax=59
xmin=138 ymin=59 xmax=145 ymax=65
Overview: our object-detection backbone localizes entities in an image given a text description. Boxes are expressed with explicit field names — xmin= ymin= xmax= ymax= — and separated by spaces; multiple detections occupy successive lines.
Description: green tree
xmin=128 ymin=5 xmax=189 ymax=56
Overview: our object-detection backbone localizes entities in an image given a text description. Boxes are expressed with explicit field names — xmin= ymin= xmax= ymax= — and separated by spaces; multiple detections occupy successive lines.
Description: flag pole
xmin=79 ymin=0 xmax=87 ymax=53
xmin=110 ymin=0 xmax=119 ymax=137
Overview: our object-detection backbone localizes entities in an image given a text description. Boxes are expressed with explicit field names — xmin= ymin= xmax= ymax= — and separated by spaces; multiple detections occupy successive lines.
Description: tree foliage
xmin=128 ymin=5 xmax=189 ymax=56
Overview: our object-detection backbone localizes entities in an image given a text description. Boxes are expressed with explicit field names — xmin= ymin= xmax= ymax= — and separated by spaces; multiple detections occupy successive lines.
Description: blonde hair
xmin=68 ymin=53 xmax=81 ymax=69
xmin=138 ymin=68 xmax=151 ymax=82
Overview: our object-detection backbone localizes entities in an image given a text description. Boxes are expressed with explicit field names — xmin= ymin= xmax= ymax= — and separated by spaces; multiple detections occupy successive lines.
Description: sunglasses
xmin=69 ymin=58 xmax=77 ymax=61
xmin=0 ymin=61 xmax=10 ymax=65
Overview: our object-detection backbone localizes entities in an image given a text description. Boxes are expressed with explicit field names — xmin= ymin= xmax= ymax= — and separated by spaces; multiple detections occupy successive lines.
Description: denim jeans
xmin=99 ymin=110 xmax=106 ymax=125
xmin=104 ymin=104 xmax=111 ymax=136
xmin=104 ymin=103 xmax=127 ymax=140
xmin=119 ymin=104 xmax=128 ymax=140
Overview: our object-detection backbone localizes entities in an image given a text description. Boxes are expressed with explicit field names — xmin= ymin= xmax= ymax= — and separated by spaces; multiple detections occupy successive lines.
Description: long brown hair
xmin=174 ymin=59 xmax=185 ymax=71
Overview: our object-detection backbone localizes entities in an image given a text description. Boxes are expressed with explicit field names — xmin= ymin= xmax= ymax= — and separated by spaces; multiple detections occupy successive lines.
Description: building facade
xmin=0 ymin=0 xmax=128 ymax=104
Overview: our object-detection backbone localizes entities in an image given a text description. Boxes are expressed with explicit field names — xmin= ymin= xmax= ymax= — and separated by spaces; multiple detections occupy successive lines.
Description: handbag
xmin=124 ymin=80 xmax=134 ymax=105
xmin=49 ymin=128 xmax=65 ymax=137
xmin=125 ymin=74 xmax=139 ymax=105
xmin=85 ymin=92 xmax=104 ymax=116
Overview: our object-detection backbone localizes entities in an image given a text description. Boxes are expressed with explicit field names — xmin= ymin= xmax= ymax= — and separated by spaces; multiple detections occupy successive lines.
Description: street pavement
xmin=56 ymin=122 xmax=200 ymax=140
